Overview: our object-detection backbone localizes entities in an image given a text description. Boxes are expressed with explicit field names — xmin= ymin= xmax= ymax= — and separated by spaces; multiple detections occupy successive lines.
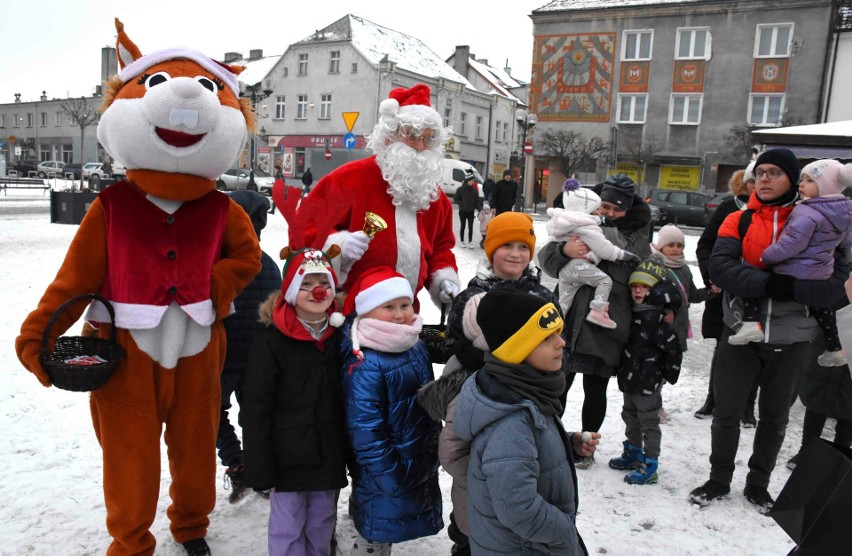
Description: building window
xmin=675 ymin=28 xmax=711 ymax=60
xmin=40 ymin=145 xmax=50 ymax=161
xmin=476 ymin=116 xmax=483 ymax=140
xmin=320 ymin=94 xmax=332 ymax=119
xmin=40 ymin=112 xmax=47 ymax=127
xmin=298 ymin=53 xmax=308 ymax=76
xmin=351 ymin=62 xmax=358 ymax=73
xmin=329 ymin=51 xmax=340 ymax=73
xmin=0 ymin=114 xmax=5 ymax=128
xmin=669 ymin=94 xmax=702 ymax=125
xmin=502 ymin=122 xmax=509 ymax=143
xmin=283 ymin=67 xmax=288 ymax=78
xmin=622 ymin=30 xmax=653 ymax=61
xmin=27 ymin=113 xmax=33 ymax=127
xmin=55 ymin=111 xmax=62 ymax=126
xmin=460 ymin=112 xmax=468 ymax=136
xmin=297 ymin=95 xmax=308 ymax=119
xmin=618 ymin=94 xmax=648 ymax=123
xmin=14 ymin=113 xmax=20 ymax=128
xmin=62 ymin=144 xmax=73 ymax=163
xmin=443 ymin=98 xmax=452 ymax=129
xmin=275 ymin=96 xmax=286 ymax=119
xmin=748 ymin=94 xmax=784 ymax=126
xmin=755 ymin=24 xmax=793 ymax=58
xmin=494 ymin=120 xmax=502 ymax=142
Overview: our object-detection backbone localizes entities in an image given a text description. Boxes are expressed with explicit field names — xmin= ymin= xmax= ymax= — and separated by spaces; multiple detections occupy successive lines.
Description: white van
xmin=439 ymin=159 xmax=484 ymax=197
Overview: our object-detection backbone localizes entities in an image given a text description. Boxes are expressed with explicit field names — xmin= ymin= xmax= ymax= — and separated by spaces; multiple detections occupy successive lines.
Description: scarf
xmin=651 ymin=245 xmax=685 ymax=268
xmin=272 ymin=296 xmax=336 ymax=349
xmin=482 ymin=354 xmax=565 ymax=416
xmin=758 ymin=188 xmax=799 ymax=208
xmin=354 ymin=314 xmax=423 ymax=353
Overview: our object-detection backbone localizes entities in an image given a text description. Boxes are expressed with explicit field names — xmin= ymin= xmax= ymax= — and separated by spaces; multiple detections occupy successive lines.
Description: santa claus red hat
xmin=379 ymin=84 xmax=442 ymax=128
xmin=342 ymin=266 xmax=413 ymax=316
xmin=281 ymin=248 xmax=339 ymax=306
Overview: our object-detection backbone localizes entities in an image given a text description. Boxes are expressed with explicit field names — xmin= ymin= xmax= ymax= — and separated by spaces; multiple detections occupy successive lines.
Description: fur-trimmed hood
xmin=416 ymin=356 xmax=474 ymax=422
xmin=258 ymin=291 xmax=279 ymax=326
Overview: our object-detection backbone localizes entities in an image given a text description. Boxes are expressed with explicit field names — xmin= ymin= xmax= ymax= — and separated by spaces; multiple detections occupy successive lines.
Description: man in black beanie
xmin=492 ymin=169 xmax=517 ymax=215
xmin=452 ymin=289 xmax=598 ymax=555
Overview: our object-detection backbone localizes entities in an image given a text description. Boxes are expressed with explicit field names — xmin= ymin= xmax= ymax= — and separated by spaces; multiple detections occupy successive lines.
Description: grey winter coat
xmin=453 ymin=370 xmax=585 ymax=555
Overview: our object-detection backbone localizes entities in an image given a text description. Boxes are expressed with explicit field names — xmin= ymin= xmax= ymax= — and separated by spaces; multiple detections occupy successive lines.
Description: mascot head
xmin=98 ymin=18 xmax=255 ymax=199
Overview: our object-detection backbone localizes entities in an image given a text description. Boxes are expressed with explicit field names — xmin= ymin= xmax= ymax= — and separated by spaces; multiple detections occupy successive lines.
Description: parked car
xmin=646 ymin=189 xmax=712 ymax=227
xmin=83 ymin=162 xmax=105 ymax=180
xmin=438 ymin=159 xmax=484 ymax=197
xmin=11 ymin=158 xmax=40 ymax=177
xmin=705 ymin=192 xmax=734 ymax=220
xmin=217 ymin=168 xmax=275 ymax=192
xmin=63 ymin=163 xmax=84 ymax=180
xmin=109 ymin=160 xmax=127 ymax=178
xmin=648 ymin=203 xmax=665 ymax=226
xmin=37 ymin=160 xmax=66 ymax=178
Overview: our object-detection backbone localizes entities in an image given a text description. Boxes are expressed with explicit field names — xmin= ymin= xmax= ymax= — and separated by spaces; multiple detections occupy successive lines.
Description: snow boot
xmin=586 ymin=306 xmax=617 ymax=329
xmin=182 ymin=538 xmax=211 ymax=556
xmin=224 ymin=466 xmax=249 ymax=504
xmin=694 ymin=397 xmax=714 ymax=419
xmin=728 ymin=321 xmax=764 ymax=345
xmin=689 ymin=479 xmax=730 ymax=507
xmin=574 ymin=453 xmax=595 ymax=469
xmin=786 ymin=452 xmax=800 ymax=470
xmin=817 ymin=349 xmax=846 ymax=367
xmin=608 ymin=441 xmax=643 ymax=470
xmin=624 ymin=454 xmax=658 ymax=485
xmin=743 ymin=483 xmax=775 ymax=515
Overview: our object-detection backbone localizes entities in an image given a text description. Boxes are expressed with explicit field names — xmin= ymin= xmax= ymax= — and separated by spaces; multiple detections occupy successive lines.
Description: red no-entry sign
xmin=524 ymin=141 xmax=533 ymax=155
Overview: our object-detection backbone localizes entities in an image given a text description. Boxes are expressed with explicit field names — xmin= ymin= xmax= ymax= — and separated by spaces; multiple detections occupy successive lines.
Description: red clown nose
xmin=311 ymin=285 xmax=328 ymax=301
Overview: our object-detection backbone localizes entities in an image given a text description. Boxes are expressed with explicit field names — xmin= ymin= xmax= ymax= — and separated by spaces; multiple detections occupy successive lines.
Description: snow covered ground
xmin=0 ymin=188 xmax=805 ymax=554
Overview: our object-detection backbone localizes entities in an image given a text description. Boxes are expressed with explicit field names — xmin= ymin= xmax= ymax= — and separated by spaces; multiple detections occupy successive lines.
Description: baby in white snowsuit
xmin=547 ymin=179 xmax=639 ymax=329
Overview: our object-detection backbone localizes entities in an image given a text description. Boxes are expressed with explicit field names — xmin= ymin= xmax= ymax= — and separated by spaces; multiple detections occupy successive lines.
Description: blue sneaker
xmin=625 ymin=454 xmax=658 ymax=485
xmin=608 ymin=441 xmax=642 ymax=470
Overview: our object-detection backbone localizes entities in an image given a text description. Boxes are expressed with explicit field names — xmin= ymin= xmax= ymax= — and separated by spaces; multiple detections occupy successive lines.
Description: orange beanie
xmin=484 ymin=212 xmax=536 ymax=263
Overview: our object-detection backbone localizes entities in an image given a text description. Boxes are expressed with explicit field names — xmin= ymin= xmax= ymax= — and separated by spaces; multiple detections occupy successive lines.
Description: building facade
xmin=529 ymin=0 xmax=842 ymax=205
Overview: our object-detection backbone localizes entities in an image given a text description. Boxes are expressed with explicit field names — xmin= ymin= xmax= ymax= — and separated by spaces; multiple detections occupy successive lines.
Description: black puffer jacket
xmin=242 ymin=293 xmax=348 ymax=493
xmin=539 ymin=189 xmax=652 ymax=370
xmin=223 ymin=191 xmax=283 ymax=372
xmin=617 ymin=279 xmax=683 ymax=395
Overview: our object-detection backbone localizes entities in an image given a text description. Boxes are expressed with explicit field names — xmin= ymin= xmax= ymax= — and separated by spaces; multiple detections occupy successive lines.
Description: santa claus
xmin=299 ymin=84 xmax=460 ymax=309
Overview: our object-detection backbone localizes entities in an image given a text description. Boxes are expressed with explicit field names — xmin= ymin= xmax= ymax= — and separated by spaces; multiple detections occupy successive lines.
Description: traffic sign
xmin=8 ymin=135 xmax=16 ymax=144
xmin=324 ymin=149 xmax=332 ymax=161
xmin=343 ymin=132 xmax=356 ymax=150
xmin=342 ymin=112 xmax=359 ymax=132
xmin=524 ymin=141 xmax=533 ymax=155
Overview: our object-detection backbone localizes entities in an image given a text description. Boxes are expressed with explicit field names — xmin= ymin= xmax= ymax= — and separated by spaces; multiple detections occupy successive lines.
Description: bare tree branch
xmin=621 ymin=135 xmax=662 ymax=186
xmin=537 ymin=129 xmax=610 ymax=179
xmin=60 ymin=97 xmax=100 ymax=190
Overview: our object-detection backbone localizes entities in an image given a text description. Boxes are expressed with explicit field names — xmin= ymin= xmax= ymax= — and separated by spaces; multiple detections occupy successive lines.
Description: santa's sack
xmin=39 ymin=293 xmax=125 ymax=392
xmin=770 ymin=438 xmax=852 ymax=555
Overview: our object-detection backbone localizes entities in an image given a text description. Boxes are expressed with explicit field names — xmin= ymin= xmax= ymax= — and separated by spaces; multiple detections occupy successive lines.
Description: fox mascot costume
xmin=15 ymin=19 xmax=261 ymax=556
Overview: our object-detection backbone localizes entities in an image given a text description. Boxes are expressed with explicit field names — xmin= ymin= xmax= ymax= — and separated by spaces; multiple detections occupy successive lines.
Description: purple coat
xmin=761 ymin=196 xmax=852 ymax=280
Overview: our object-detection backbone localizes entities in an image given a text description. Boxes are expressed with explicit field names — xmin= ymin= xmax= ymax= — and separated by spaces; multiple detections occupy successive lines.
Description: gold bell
xmin=363 ymin=211 xmax=388 ymax=238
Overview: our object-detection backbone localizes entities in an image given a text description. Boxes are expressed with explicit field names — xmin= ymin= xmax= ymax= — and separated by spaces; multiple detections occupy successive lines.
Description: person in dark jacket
xmin=453 ymin=288 xmax=598 ymax=555
xmin=218 ymin=191 xmax=283 ymax=503
xmin=482 ymin=173 xmax=496 ymax=205
xmin=608 ymin=260 xmax=682 ymax=486
xmin=242 ymin=248 xmax=348 ymax=555
xmin=538 ymin=174 xmax=652 ymax=468
xmin=491 ymin=169 xmax=517 ymax=214
xmin=301 ymin=167 xmax=313 ymax=197
xmin=689 ymin=148 xmax=850 ymax=514
xmin=693 ymin=165 xmax=756 ymax=420
xmin=339 ymin=267 xmax=443 ymax=554
xmin=456 ymin=171 xmax=480 ymax=248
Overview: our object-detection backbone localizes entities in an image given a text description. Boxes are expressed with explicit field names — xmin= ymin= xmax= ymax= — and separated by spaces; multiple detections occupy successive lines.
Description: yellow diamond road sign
xmin=342 ymin=112 xmax=359 ymax=132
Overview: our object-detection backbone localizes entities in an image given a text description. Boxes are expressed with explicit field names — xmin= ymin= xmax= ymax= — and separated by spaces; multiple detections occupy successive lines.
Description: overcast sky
xmin=1 ymin=0 xmax=546 ymax=104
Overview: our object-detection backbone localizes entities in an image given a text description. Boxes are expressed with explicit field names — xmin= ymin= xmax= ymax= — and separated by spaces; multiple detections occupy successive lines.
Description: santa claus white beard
xmin=375 ymin=141 xmax=442 ymax=210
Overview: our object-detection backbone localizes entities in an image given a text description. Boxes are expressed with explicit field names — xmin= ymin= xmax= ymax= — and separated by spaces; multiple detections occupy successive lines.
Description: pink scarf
xmin=354 ymin=314 xmax=423 ymax=354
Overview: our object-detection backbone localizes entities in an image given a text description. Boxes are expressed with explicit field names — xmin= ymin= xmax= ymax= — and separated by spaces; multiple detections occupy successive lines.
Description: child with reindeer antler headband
xmin=241 ymin=181 xmax=348 ymax=555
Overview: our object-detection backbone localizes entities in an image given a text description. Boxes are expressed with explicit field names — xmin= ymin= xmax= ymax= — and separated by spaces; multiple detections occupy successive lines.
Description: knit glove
xmin=765 ymin=272 xmax=796 ymax=302
xmin=439 ymin=280 xmax=460 ymax=304
xmin=341 ymin=231 xmax=370 ymax=266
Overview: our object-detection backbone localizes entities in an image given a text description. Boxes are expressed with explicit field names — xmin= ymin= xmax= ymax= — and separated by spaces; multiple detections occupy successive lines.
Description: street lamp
xmin=242 ymin=82 xmax=273 ymax=191
xmin=515 ymin=108 xmax=537 ymax=211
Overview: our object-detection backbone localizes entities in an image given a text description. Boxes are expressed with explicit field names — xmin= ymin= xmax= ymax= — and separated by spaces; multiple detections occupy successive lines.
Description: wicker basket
xmin=39 ymin=293 xmax=125 ymax=392
xmin=419 ymin=303 xmax=453 ymax=365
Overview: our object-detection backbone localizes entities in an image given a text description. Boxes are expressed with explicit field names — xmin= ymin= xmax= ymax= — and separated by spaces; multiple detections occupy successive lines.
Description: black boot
xmin=182 ymin=538 xmax=211 ymax=556
xmin=694 ymin=396 xmax=714 ymax=419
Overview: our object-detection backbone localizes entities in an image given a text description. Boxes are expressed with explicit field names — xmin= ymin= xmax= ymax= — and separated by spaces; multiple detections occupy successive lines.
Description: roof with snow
xmin=295 ymin=14 xmax=471 ymax=87
xmin=534 ymin=0 xmax=722 ymax=12
xmin=839 ymin=4 xmax=851 ymax=31
xmin=465 ymin=57 xmax=521 ymax=102
xmin=752 ymin=121 xmax=852 ymax=139
xmin=236 ymin=54 xmax=282 ymax=88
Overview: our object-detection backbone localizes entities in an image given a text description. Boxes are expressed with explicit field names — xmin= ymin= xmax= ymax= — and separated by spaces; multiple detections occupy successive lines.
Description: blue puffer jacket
xmin=453 ymin=368 xmax=586 ymax=555
xmin=339 ymin=318 xmax=443 ymax=544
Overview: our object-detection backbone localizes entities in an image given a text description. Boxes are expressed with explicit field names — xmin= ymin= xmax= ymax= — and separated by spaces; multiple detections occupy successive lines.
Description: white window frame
xmin=298 ymin=53 xmax=308 ymax=76
xmin=351 ymin=62 xmax=358 ymax=73
xmin=40 ymin=112 xmax=47 ymax=127
xmin=675 ymin=27 xmax=711 ymax=60
xmin=27 ymin=113 xmax=34 ymax=127
xmin=319 ymin=94 xmax=332 ymax=119
xmin=0 ymin=114 xmax=5 ymax=128
xmin=754 ymin=23 xmax=794 ymax=58
xmin=622 ymin=30 xmax=654 ymax=61
xmin=669 ymin=93 xmax=703 ymax=125
xmin=296 ymin=95 xmax=308 ymax=119
xmin=617 ymin=94 xmax=648 ymax=124
xmin=748 ymin=94 xmax=785 ymax=126
xmin=475 ymin=116 xmax=483 ymax=140
xmin=329 ymin=51 xmax=340 ymax=73
xmin=275 ymin=96 xmax=286 ymax=119
xmin=494 ymin=120 xmax=502 ymax=142
xmin=502 ymin=122 xmax=509 ymax=143
xmin=460 ymin=112 xmax=468 ymax=136
xmin=13 ymin=113 xmax=20 ymax=128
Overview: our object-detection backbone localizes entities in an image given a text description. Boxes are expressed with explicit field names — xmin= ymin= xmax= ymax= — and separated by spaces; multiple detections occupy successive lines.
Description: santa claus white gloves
xmin=439 ymin=280 xmax=460 ymax=304
xmin=619 ymin=250 xmax=641 ymax=263
xmin=341 ymin=231 xmax=371 ymax=266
